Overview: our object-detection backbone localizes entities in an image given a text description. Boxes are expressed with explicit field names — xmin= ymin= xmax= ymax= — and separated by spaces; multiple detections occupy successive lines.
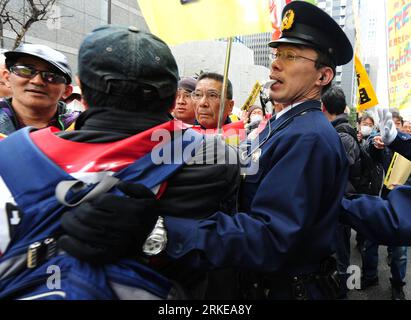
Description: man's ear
xmin=226 ymin=99 xmax=234 ymax=115
xmin=2 ymin=69 xmax=11 ymax=88
xmin=62 ymin=84 xmax=73 ymax=100
xmin=316 ymin=67 xmax=334 ymax=86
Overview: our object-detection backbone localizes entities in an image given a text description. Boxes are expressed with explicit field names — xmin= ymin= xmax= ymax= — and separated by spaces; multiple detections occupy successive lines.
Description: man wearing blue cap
xmin=60 ymin=2 xmax=353 ymax=299
xmin=0 ymin=25 xmax=240 ymax=299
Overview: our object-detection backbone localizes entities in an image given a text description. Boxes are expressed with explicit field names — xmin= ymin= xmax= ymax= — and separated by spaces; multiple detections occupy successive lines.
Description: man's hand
xmin=373 ymin=135 xmax=385 ymax=150
xmin=59 ymin=183 xmax=158 ymax=263
xmin=377 ymin=108 xmax=397 ymax=145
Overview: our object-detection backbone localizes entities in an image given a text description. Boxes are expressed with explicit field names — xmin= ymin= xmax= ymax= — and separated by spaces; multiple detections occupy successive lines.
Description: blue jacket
xmin=165 ymin=100 xmax=349 ymax=274
xmin=390 ymin=131 xmax=411 ymax=161
xmin=341 ymin=131 xmax=411 ymax=246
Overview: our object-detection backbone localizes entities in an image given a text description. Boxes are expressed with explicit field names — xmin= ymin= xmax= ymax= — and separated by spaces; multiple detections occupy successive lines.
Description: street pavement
xmin=347 ymin=231 xmax=410 ymax=300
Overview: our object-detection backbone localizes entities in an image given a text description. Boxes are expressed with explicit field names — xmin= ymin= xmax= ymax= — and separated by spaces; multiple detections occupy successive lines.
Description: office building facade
xmin=1 ymin=0 xmax=149 ymax=75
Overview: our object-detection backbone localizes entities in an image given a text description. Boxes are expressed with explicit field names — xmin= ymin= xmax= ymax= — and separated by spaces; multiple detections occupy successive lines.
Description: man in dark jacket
xmin=322 ymin=85 xmax=360 ymax=298
xmin=0 ymin=25 xmax=240 ymax=299
xmin=61 ymin=2 xmax=352 ymax=300
xmin=56 ymin=25 xmax=238 ymax=299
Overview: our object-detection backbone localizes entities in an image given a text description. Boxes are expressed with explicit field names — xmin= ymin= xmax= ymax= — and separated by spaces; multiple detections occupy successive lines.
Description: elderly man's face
xmin=3 ymin=56 xmax=70 ymax=111
xmin=193 ymin=78 xmax=234 ymax=129
xmin=269 ymin=44 xmax=325 ymax=105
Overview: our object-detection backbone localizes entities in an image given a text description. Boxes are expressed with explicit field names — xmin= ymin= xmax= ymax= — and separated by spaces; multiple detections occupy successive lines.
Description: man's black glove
xmin=59 ymin=182 xmax=158 ymax=263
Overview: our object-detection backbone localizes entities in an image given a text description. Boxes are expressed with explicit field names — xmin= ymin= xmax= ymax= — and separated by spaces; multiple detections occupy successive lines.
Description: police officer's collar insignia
xmin=281 ymin=9 xmax=295 ymax=31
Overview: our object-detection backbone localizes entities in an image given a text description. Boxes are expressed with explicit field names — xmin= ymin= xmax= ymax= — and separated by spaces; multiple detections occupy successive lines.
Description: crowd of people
xmin=0 ymin=1 xmax=410 ymax=300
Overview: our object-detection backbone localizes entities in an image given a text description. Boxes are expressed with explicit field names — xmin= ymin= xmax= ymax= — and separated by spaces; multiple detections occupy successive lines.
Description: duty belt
xmin=262 ymin=257 xmax=340 ymax=300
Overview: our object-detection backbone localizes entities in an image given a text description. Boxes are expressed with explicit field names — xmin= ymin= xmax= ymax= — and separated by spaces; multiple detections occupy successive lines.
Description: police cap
xmin=268 ymin=1 xmax=353 ymax=66
xmin=78 ymin=25 xmax=178 ymax=100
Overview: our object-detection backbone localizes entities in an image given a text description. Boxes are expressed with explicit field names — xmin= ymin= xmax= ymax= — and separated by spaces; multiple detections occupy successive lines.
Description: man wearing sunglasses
xmin=0 ymin=44 xmax=78 ymax=135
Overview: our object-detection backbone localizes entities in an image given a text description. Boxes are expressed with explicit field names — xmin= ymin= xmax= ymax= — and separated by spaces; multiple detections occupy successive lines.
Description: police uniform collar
xmin=276 ymin=101 xmax=304 ymax=120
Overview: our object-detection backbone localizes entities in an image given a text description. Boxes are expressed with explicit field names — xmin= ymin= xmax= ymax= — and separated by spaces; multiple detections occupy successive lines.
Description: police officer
xmin=60 ymin=1 xmax=353 ymax=300
xmin=1 ymin=44 xmax=77 ymax=135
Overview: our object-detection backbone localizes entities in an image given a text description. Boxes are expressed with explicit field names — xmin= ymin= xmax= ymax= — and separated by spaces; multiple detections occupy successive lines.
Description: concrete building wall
xmin=171 ymin=40 xmax=271 ymax=115
xmin=317 ymin=0 xmax=356 ymax=106
xmin=1 ymin=0 xmax=149 ymax=77
xmin=236 ymin=32 xmax=272 ymax=69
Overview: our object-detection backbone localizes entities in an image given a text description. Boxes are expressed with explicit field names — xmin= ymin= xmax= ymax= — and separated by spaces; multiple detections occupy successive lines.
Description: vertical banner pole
xmin=217 ymin=37 xmax=233 ymax=135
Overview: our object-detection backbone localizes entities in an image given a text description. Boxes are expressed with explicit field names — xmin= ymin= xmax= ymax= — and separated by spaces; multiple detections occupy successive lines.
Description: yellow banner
xmin=137 ymin=0 xmax=272 ymax=45
xmin=241 ymin=81 xmax=262 ymax=111
xmin=387 ymin=1 xmax=411 ymax=110
xmin=355 ymin=55 xmax=379 ymax=112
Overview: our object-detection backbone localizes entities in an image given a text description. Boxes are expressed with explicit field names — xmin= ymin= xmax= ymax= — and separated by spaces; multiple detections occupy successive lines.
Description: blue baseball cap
xmin=78 ymin=25 xmax=179 ymax=101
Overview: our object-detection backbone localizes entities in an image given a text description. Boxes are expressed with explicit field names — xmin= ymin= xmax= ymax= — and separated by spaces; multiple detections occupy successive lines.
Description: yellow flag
xmin=137 ymin=0 xmax=272 ymax=45
xmin=241 ymin=81 xmax=262 ymax=111
xmin=355 ymin=55 xmax=379 ymax=112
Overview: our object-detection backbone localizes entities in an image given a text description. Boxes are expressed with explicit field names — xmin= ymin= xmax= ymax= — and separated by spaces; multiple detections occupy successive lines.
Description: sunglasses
xmin=10 ymin=65 xmax=67 ymax=84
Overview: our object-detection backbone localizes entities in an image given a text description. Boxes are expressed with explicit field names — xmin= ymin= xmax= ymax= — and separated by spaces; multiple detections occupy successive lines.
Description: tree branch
xmin=0 ymin=0 xmax=64 ymax=49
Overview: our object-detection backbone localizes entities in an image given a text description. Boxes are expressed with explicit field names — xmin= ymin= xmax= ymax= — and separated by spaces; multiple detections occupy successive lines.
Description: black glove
xmin=59 ymin=182 xmax=158 ymax=263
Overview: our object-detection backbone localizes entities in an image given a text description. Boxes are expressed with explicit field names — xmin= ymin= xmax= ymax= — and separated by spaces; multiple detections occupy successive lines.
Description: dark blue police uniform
xmin=165 ymin=100 xmax=349 ymax=299
xmin=163 ymin=0 xmax=355 ymax=299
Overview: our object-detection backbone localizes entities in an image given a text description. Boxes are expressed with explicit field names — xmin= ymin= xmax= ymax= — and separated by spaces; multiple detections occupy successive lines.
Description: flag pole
xmin=217 ymin=37 xmax=233 ymax=135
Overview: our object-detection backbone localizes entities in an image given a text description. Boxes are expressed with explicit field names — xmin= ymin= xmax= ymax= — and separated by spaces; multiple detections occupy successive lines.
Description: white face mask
xmin=360 ymin=125 xmax=373 ymax=137
xmin=250 ymin=114 xmax=263 ymax=123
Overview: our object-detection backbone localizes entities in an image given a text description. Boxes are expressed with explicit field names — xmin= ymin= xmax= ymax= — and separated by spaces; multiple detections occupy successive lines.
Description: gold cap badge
xmin=281 ymin=9 xmax=295 ymax=31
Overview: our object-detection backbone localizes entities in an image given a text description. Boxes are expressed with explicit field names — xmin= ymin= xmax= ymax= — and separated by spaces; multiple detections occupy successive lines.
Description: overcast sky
xmin=374 ymin=0 xmax=389 ymax=109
